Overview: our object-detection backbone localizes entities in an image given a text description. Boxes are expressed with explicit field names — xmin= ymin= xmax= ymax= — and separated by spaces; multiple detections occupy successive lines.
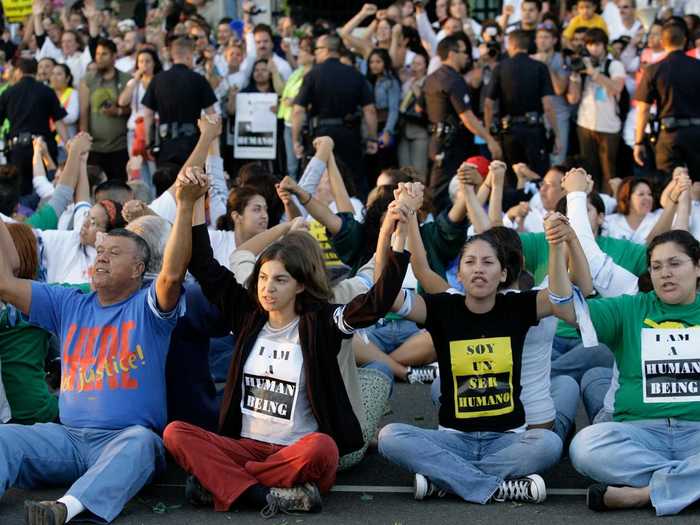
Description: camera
xmin=562 ymin=49 xmax=596 ymax=74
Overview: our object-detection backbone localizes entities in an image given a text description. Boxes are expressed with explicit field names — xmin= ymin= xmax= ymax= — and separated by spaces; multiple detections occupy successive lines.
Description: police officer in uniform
xmin=292 ymin=33 xmax=377 ymax=194
xmin=424 ymin=34 xmax=502 ymax=209
xmin=0 ymin=58 xmax=67 ymax=201
xmin=142 ymin=36 xmax=217 ymax=167
xmin=484 ymin=30 xmax=559 ymax=180
xmin=634 ymin=21 xmax=700 ymax=180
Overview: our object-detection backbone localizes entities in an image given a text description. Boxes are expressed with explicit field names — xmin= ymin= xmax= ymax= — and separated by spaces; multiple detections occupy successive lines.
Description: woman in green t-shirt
xmin=556 ymin=230 xmax=700 ymax=516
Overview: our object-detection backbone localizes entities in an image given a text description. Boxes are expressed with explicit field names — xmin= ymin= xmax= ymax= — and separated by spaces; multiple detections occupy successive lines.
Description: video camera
xmin=562 ymin=49 xmax=599 ymax=74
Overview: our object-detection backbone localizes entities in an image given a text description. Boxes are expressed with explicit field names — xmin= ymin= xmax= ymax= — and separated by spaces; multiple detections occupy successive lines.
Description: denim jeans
xmin=431 ymin=376 xmax=578 ymax=444
xmin=551 ymin=336 xmax=614 ymax=384
xmin=580 ymin=366 xmax=613 ymax=423
xmin=570 ymin=419 xmax=700 ymax=516
xmin=379 ymin=423 xmax=562 ymax=503
xmin=283 ymin=126 xmax=299 ymax=180
xmin=365 ymin=319 xmax=422 ymax=354
xmin=0 ymin=423 xmax=165 ymax=522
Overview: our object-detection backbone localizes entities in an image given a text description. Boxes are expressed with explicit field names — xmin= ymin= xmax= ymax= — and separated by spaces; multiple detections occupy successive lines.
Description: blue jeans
xmin=431 ymin=376 xmax=578 ymax=443
xmin=365 ymin=318 xmax=422 ymax=354
xmin=551 ymin=336 xmax=614 ymax=384
xmin=570 ymin=419 xmax=700 ymax=516
xmin=0 ymin=423 xmax=165 ymax=522
xmin=209 ymin=334 xmax=235 ymax=383
xmin=379 ymin=423 xmax=562 ymax=503
xmin=580 ymin=366 xmax=613 ymax=423
xmin=283 ymin=126 xmax=299 ymax=180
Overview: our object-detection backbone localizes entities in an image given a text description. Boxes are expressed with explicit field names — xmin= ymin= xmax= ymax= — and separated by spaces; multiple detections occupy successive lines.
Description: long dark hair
xmin=137 ymin=48 xmax=163 ymax=76
xmin=216 ymin=186 xmax=264 ymax=231
xmin=246 ymin=231 xmax=333 ymax=314
xmin=459 ymin=227 xmax=523 ymax=291
xmin=366 ymin=48 xmax=396 ymax=84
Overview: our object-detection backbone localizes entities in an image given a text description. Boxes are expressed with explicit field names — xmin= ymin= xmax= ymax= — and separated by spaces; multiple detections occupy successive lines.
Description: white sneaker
xmin=414 ymin=473 xmax=447 ymax=500
xmin=492 ymin=474 xmax=546 ymax=504
xmin=407 ymin=364 xmax=439 ymax=384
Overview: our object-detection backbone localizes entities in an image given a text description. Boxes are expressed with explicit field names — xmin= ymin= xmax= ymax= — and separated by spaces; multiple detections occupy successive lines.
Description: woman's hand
xmin=175 ymin=166 xmax=209 ymax=205
xmin=544 ymin=211 xmax=572 ymax=245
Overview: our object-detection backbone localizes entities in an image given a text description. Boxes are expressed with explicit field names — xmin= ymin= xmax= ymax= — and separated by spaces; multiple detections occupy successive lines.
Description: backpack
xmin=603 ymin=58 xmax=630 ymax=124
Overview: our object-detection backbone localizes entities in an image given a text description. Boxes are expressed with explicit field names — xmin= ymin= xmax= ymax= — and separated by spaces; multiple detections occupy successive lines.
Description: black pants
xmin=313 ymin=125 xmax=365 ymax=196
xmin=576 ymin=126 xmax=620 ymax=194
xmin=429 ymin=130 xmax=477 ymax=211
xmin=88 ymin=149 xmax=130 ymax=182
xmin=157 ymin=135 xmax=198 ymax=169
xmin=655 ymin=127 xmax=700 ymax=181
xmin=500 ymin=124 xmax=549 ymax=181
xmin=9 ymin=137 xmax=58 ymax=196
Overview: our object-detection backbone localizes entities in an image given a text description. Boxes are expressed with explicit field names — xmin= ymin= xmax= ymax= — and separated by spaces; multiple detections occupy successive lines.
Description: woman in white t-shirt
xmin=603 ymin=177 xmax=661 ymax=244
xmin=162 ymin=173 xmax=412 ymax=517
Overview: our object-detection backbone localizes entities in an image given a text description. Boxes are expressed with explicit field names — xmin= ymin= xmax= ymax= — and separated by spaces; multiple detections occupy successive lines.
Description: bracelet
xmin=299 ymin=192 xmax=312 ymax=206
xmin=549 ymin=290 xmax=574 ymax=305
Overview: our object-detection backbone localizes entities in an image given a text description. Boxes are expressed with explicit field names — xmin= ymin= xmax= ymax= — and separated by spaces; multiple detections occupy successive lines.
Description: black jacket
xmin=189 ymin=224 xmax=409 ymax=455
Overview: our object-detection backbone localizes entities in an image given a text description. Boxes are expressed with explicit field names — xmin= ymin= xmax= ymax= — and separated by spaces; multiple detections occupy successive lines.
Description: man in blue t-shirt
xmin=0 ymin=222 xmax=188 ymax=525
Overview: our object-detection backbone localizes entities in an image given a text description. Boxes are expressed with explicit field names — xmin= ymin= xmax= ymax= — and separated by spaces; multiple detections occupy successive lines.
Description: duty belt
xmin=501 ymin=112 xmax=544 ymax=130
xmin=660 ymin=117 xmax=700 ymax=131
xmin=8 ymin=132 xmax=33 ymax=148
xmin=158 ymin=122 xmax=196 ymax=140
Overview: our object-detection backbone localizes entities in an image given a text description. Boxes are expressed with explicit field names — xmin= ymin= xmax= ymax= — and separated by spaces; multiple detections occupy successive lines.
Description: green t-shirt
xmin=588 ymin=292 xmax=700 ymax=422
xmin=0 ymin=305 xmax=58 ymax=424
xmin=520 ymin=232 xmax=648 ymax=338
xmin=278 ymin=67 xmax=306 ymax=124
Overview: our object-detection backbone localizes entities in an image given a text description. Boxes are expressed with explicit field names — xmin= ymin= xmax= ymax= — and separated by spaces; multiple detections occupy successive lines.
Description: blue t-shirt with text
xmin=29 ymin=281 xmax=185 ymax=431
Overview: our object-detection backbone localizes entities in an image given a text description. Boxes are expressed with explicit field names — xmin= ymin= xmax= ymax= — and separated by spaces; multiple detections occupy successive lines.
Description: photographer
xmin=568 ymin=28 xmax=625 ymax=194
xmin=532 ymin=25 xmax=571 ymax=164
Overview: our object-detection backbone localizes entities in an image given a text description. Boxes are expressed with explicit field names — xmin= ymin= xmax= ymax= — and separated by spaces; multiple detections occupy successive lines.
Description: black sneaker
xmin=24 ymin=500 xmax=67 ymax=525
xmin=260 ymin=482 xmax=322 ymax=518
xmin=587 ymin=484 xmax=610 ymax=511
xmin=407 ymin=364 xmax=439 ymax=384
xmin=185 ymin=475 xmax=214 ymax=507
xmin=414 ymin=473 xmax=447 ymax=500
xmin=492 ymin=474 xmax=546 ymax=503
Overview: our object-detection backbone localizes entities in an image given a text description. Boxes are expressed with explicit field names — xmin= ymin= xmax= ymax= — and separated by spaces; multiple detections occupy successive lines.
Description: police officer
xmin=424 ymin=34 xmax=502 ymax=209
xmin=484 ymin=29 xmax=559 ymax=180
xmin=292 ymin=33 xmax=377 ymax=194
xmin=142 ymin=36 xmax=217 ymax=167
xmin=0 ymin=58 xmax=67 ymax=200
xmin=634 ymin=21 xmax=700 ymax=180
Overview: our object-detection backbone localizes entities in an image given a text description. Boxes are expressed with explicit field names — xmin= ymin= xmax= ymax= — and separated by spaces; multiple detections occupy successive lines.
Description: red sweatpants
xmin=163 ymin=421 xmax=339 ymax=511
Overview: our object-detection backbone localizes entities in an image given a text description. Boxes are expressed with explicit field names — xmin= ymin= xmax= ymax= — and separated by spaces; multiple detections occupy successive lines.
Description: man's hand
xmin=457 ymin=162 xmax=482 ymax=187
xmin=198 ymin=114 xmax=222 ymax=141
xmin=313 ymin=136 xmax=334 ymax=153
xmin=396 ymin=181 xmax=424 ymax=211
xmin=275 ymin=182 xmax=294 ymax=206
xmin=175 ymin=166 xmax=209 ymax=205
xmin=279 ymin=175 xmax=302 ymax=196
xmin=667 ymin=168 xmax=692 ymax=205
xmin=70 ymin=132 xmax=93 ymax=156
xmin=633 ymin=144 xmax=646 ymax=167
xmin=513 ymin=162 xmax=541 ymax=183
xmin=506 ymin=202 xmax=530 ymax=222
xmin=122 ymin=199 xmax=155 ymax=223
xmin=489 ymin=160 xmax=507 ymax=187
xmin=543 ymin=211 xmax=572 ymax=245
xmin=561 ymin=167 xmax=591 ymax=194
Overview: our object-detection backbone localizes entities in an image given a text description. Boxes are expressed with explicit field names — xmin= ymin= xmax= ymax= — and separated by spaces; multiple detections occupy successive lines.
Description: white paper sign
xmin=641 ymin=327 xmax=700 ymax=403
xmin=233 ymin=92 xmax=278 ymax=160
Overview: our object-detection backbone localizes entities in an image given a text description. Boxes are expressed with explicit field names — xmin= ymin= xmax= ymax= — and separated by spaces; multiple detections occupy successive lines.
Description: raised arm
xmin=537 ymin=212 xmax=576 ymax=323
xmin=407 ymin=210 xmax=450 ymax=294
xmin=650 ymin=168 xmax=691 ymax=242
xmin=339 ymin=3 xmax=376 ymax=58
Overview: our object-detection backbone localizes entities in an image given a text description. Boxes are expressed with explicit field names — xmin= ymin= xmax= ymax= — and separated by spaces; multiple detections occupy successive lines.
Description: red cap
xmin=465 ymin=156 xmax=490 ymax=179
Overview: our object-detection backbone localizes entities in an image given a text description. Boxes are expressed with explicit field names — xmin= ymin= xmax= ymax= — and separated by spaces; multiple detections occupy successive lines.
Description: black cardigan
xmin=189 ymin=224 xmax=409 ymax=455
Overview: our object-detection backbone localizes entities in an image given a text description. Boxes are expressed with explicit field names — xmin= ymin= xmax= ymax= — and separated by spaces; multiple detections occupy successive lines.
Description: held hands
xmin=488 ymin=160 xmax=507 ymax=186
xmin=198 ymin=114 xmax=222 ymax=141
xmin=313 ymin=136 xmax=334 ymax=155
xmin=506 ymin=201 xmax=530 ymax=223
xmin=665 ymin=167 xmax=692 ymax=206
xmin=287 ymin=216 xmax=309 ymax=233
xmin=361 ymin=3 xmax=378 ymax=17
xmin=561 ymin=167 xmax=592 ymax=194
xmin=275 ymin=180 xmax=295 ymax=206
xmin=395 ymin=181 xmax=424 ymax=212
xmin=121 ymin=199 xmax=155 ymax=223
xmin=513 ymin=162 xmax=542 ymax=183
xmin=543 ymin=211 xmax=572 ymax=245
xmin=68 ymin=132 xmax=93 ymax=156
xmin=457 ymin=162 xmax=482 ymax=187
xmin=175 ymin=166 xmax=209 ymax=205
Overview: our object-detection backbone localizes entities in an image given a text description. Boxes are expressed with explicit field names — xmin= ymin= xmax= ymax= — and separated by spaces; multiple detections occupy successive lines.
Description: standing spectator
xmin=634 ymin=22 xmax=700 ymax=180
xmin=568 ymin=28 xmax=625 ymax=193
xmin=279 ymin=37 xmax=313 ymax=181
xmin=504 ymin=0 xmax=541 ymax=54
xmin=292 ymin=34 xmax=377 ymax=196
xmin=142 ymin=37 xmax=217 ymax=168
xmin=612 ymin=0 xmax=641 ymax=40
xmin=245 ymin=24 xmax=293 ymax=81
xmin=79 ymin=38 xmax=131 ymax=182
xmin=115 ymin=30 xmax=140 ymax=73
xmin=365 ymin=48 xmax=401 ymax=186
xmin=398 ymin=52 xmax=430 ymax=180
xmin=0 ymin=58 xmax=67 ymax=201
xmin=50 ymin=63 xmax=79 ymax=151
xmin=485 ymin=30 xmax=559 ymax=180
xmin=118 ymin=49 xmax=162 ymax=189
xmin=563 ymin=0 xmax=609 ymax=45
xmin=532 ymin=26 xmax=571 ymax=165
xmin=36 ymin=57 xmax=56 ymax=85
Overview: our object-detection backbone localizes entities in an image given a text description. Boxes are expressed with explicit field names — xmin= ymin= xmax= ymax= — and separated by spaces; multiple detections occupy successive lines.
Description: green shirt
xmin=588 ymin=292 xmax=700 ymax=422
xmin=0 ymin=305 xmax=58 ymax=424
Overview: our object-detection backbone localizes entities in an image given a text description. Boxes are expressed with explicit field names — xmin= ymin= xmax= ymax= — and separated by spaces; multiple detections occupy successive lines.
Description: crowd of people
xmin=1 ymin=0 xmax=700 ymax=523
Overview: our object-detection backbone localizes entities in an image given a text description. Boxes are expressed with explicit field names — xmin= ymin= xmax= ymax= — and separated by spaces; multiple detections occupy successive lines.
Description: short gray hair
xmin=125 ymin=215 xmax=171 ymax=273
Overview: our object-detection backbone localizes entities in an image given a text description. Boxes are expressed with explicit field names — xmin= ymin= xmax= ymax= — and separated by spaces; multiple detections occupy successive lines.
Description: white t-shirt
xmin=577 ymin=58 xmax=626 ymax=133
xmin=37 ymin=209 xmax=94 ymax=284
xmin=115 ymin=55 xmax=136 ymax=74
xmin=240 ymin=318 xmax=318 ymax=445
xmin=602 ymin=209 xmax=662 ymax=244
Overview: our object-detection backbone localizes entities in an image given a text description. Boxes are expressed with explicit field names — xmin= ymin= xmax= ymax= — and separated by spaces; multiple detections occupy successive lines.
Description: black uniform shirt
xmin=506 ymin=24 xmax=537 ymax=55
xmin=635 ymin=50 xmax=700 ymax=120
xmin=0 ymin=76 xmax=66 ymax=138
xmin=424 ymin=64 xmax=472 ymax=125
xmin=294 ymin=58 xmax=373 ymax=118
xmin=486 ymin=52 xmax=553 ymax=117
xmin=142 ymin=64 xmax=217 ymax=125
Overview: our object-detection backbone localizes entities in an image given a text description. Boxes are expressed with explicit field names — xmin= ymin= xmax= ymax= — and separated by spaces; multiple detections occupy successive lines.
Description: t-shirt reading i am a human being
xmin=240 ymin=318 xmax=318 ymax=445
xmin=588 ymin=291 xmax=700 ymax=422
xmin=421 ymin=290 xmax=539 ymax=432
xmin=28 ymin=281 xmax=185 ymax=431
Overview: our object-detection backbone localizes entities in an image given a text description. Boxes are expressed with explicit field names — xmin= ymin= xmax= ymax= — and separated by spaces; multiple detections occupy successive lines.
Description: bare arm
xmin=363 ymin=104 xmax=378 ymax=142
xmin=327 ymin=151 xmax=354 ymax=214
xmin=566 ymin=74 xmax=582 ymax=105
xmin=0 ymin=220 xmax=32 ymax=315
xmin=79 ymin=81 xmax=90 ymax=132
xmin=291 ymin=105 xmax=306 ymax=151
xmin=236 ymin=221 xmax=293 ymax=256
xmin=407 ymin=211 xmax=450 ymax=293
xmin=143 ymin=107 xmax=154 ymax=147
xmin=118 ymin=77 xmax=139 ymax=108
